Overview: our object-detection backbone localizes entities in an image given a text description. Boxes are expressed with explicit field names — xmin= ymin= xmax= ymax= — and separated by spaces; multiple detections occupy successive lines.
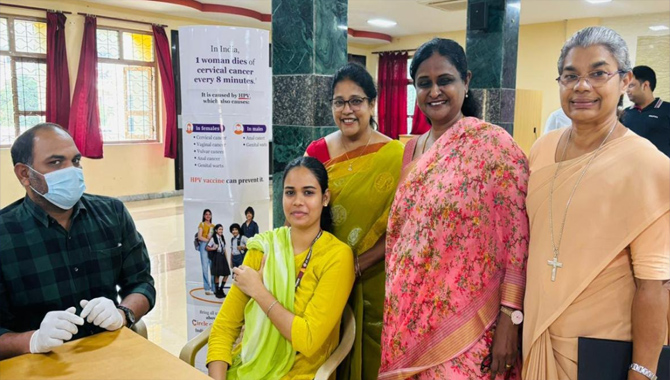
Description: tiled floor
xmin=125 ymin=196 xmax=188 ymax=357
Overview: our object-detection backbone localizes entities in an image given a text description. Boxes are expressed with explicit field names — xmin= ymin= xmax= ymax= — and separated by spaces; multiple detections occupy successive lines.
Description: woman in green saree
xmin=305 ymin=62 xmax=404 ymax=380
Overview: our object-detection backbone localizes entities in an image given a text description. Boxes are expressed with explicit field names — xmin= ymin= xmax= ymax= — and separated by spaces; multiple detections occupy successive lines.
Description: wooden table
xmin=0 ymin=328 xmax=210 ymax=380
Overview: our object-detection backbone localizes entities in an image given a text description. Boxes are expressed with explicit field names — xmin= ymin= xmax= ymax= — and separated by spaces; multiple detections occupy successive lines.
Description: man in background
xmin=543 ymin=107 xmax=572 ymax=135
xmin=621 ymin=65 xmax=670 ymax=157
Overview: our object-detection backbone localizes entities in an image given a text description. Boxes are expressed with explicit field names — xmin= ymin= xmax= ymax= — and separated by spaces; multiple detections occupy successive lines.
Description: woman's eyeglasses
xmin=556 ymin=70 xmax=627 ymax=88
xmin=331 ymin=97 xmax=369 ymax=110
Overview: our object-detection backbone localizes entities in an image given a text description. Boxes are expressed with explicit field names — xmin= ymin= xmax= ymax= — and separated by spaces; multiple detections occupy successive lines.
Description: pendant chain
xmin=341 ymin=130 xmax=373 ymax=171
xmin=548 ymin=119 xmax=618 ymax=281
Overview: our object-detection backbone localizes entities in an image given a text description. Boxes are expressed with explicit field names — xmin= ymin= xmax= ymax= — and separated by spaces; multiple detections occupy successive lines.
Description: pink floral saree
xmin=379 ymin=117 xmax=529 ymax=380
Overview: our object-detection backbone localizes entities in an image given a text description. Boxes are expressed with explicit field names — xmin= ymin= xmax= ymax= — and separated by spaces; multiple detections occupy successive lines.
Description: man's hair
xmin=10 ymin=123 xmax=66 ymax=166
xmin=632 ymin=65 xmax=656 ymax=91
xmin=230 ymin=223 xmax=241 ymax=234
xmin=244 ymin=206 xmax=255 ymax=218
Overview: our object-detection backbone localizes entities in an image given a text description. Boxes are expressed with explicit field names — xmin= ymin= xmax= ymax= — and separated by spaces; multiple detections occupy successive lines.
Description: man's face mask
xmin=28 ymin=166 xmax=86 ymax=210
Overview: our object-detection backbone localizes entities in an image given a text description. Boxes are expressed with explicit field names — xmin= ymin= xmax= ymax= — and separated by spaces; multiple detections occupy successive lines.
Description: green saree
xmin=326 ymin=140 xmax=404 ymax=380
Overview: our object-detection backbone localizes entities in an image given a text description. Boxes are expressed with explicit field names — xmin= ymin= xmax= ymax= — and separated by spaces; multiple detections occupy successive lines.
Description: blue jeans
xmin=199 ymin=241 xmax=215 ymax=292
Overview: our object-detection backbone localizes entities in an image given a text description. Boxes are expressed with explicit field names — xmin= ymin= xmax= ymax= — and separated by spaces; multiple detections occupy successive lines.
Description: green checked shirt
xmin=0 ymin=194 xmax=155 ymax=340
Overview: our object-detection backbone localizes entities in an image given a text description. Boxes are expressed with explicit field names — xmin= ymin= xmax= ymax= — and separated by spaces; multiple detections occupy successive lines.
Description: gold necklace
xmin=341 ymin=130 xmax=373 ymax=171
xmin=547 ymin=120 xmax=618 ymax=282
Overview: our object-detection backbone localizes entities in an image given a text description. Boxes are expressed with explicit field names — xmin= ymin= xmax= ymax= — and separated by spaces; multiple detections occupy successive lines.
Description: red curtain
xmin=69 ymin=16 xmax=102 ymax=158
xmin=377 ymin=52 xmax=408 ymax=139
xmin=46 ymin=12 xmax=70 ymax=130
xmin=152 ymin=25 xmax=177 ymax=159
xmin=411 ymin=103 xmax=431 ymax=135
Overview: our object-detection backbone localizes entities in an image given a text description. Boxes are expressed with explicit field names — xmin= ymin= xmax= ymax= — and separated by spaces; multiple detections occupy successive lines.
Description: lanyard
xmin=294 ymin=230 xmax=323 ymax=291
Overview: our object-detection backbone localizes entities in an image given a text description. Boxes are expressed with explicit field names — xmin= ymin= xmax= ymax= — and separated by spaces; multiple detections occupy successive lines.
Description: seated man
xmin=0 ymin=123 xmax=155 ymax=359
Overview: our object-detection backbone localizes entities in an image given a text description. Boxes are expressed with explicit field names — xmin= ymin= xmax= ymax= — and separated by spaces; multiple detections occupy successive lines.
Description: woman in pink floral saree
xmin=378 ymin=39 xmax=530 ymax=380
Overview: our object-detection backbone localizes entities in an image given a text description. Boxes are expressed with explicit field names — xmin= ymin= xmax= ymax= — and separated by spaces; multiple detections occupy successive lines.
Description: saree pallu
xmin=326 ymin=140 xmax=404 ymax=380
xmin=379 ymin=118 xmax=529 ymax=380
xmin=522 ymin=131 xmax=670 ymax=380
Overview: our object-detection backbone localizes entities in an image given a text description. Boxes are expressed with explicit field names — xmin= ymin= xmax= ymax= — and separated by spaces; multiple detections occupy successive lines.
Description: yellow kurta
xmin=522 ymin=129 xmax=670 ymax=380
xmin=206 ymin=232 xmax=355 ymax=379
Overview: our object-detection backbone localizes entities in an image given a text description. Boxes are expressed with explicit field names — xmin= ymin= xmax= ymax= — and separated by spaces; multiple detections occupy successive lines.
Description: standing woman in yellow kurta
xmin=305 ymin=62 xmax=404 ymax=380
xmin=206 ymin=156 xmax=355 ymax=380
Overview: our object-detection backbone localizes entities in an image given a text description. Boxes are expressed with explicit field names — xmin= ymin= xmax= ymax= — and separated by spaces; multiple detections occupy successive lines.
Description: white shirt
xmin=543 ymin=108 xmax=572 ymax=135
xmin=230 ymin=235 xmax=248 ymax=256
xmin=207 ymin=236 xmax=225 ymax=253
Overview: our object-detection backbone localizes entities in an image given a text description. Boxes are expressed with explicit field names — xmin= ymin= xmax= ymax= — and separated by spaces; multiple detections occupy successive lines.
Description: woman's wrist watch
xmin=500 ymin=306 xmax=524 ymax=325
xmin=629 ymin=363 xmax=657 ymax=380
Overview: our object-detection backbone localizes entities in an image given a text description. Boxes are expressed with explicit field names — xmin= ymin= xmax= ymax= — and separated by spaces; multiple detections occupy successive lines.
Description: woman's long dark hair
xmin=331 ymin=62 xmax=379 ymax=129
xmin=201 ymin=209 xmax=212 ymax=222
xmin=409 ymin=38 xmax=480 ymax=118
xmin=212 ymin=224 xmax=225 ymax=247
xmin=282 ymin=157 xmax=333 ymax=233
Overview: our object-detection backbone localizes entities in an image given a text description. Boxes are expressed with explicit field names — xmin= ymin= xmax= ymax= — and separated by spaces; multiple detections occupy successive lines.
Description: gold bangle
xmin=265 ymin=300 xmax=279 ymax=317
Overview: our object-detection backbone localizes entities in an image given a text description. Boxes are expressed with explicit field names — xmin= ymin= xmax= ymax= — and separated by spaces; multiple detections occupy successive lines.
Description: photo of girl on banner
xmin=196 ymin=209 xmax=216 ymax=295
xmin=207 ymin=224 xmax=230 ymax=299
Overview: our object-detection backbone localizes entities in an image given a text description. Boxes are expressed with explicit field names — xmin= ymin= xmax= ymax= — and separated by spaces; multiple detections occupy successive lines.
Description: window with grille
xmin=407 ymin=57 xmax=415 ymax=134
xmin=0 ymin=16 xmax=47 ymax=145
xmin=97 ymin=28 xmax=157 ymax=142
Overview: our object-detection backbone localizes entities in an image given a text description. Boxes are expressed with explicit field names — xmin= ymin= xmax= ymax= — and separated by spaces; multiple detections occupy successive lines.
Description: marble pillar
xmin=466 ymin=0 xmax=520 ymax=135
xmin=272 ymin=0 xmax=348 ymax=227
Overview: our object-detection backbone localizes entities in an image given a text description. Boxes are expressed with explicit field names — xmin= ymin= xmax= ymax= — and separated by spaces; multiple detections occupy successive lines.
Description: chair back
xmin=131 ymin=319 xmax=148 ymax=339
xmin=314 ymin=304 xmax=356 ymax=380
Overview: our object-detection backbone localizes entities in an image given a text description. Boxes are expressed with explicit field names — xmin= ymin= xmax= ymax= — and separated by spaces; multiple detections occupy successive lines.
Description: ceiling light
xmin=585 ymin=0 xmax=611 ymax=3
xmin=649 ymin=25 xmax=669 ymax=31
xmin=367 ymin=19 xmax=397 ymax=28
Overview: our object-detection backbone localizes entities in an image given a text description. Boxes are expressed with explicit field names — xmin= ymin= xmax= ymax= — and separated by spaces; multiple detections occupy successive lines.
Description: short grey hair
xmin=557 ymin=26 xmax=631 ymax=74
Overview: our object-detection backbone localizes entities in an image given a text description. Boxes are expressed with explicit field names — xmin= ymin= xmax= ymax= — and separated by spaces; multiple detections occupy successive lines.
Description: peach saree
xmin=522 ymin=130 xmax=670 ymax=380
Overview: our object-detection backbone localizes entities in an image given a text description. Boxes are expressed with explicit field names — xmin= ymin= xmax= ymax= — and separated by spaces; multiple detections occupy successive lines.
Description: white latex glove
xmin=79 ymin=297 xmax=124 ymax=331
xmin=30 ymin=307 xmax=84 ymax=354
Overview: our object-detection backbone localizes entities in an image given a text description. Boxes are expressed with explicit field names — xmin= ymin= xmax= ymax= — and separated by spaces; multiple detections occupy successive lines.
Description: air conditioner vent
xmin=418 ymin=0 xmax=468 ymax=12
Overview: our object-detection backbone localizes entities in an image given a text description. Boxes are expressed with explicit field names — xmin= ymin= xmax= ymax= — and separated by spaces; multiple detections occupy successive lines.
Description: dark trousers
xmin=232 ymin=253 xmax=246 ymax=268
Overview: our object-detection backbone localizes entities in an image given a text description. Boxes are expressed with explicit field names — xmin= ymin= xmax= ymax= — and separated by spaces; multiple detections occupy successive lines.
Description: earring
xmin=324 ymin=203 xmax=329 ymax=207
xmin=465 ymin=93 xmax=469 ymax=98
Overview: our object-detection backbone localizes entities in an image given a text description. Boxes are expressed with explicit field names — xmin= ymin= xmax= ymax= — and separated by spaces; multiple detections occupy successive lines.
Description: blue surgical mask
xmin=28 ymin=166 xmax=86 ymax=210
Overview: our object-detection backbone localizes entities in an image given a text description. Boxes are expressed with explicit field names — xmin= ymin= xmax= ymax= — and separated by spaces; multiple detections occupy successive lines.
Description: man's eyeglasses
xmin=331 ymin=97 xmax=369 ymax=110
xmin=556 ymin=70 xmax=627 ymax=87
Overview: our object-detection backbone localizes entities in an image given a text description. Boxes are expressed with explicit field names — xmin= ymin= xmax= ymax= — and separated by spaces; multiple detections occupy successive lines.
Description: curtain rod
xmin=0 ymin=4 xmax=72 ymax=15
xmin=372 ymin=49 xmax=416 ymax=55
xmin=77 ymin=12 xmax=167 ymax=28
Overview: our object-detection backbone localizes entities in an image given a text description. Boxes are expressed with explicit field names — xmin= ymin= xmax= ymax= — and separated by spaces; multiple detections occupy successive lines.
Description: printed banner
xmin=179 ymin=26 xmax=271 ymax=371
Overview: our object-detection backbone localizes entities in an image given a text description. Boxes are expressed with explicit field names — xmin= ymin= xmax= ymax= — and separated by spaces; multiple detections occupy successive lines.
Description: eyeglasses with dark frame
xmin=556 ymin=70 xmax=627 ymax=87
xmin=331 ymin=97 xmax=369 ymax=110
